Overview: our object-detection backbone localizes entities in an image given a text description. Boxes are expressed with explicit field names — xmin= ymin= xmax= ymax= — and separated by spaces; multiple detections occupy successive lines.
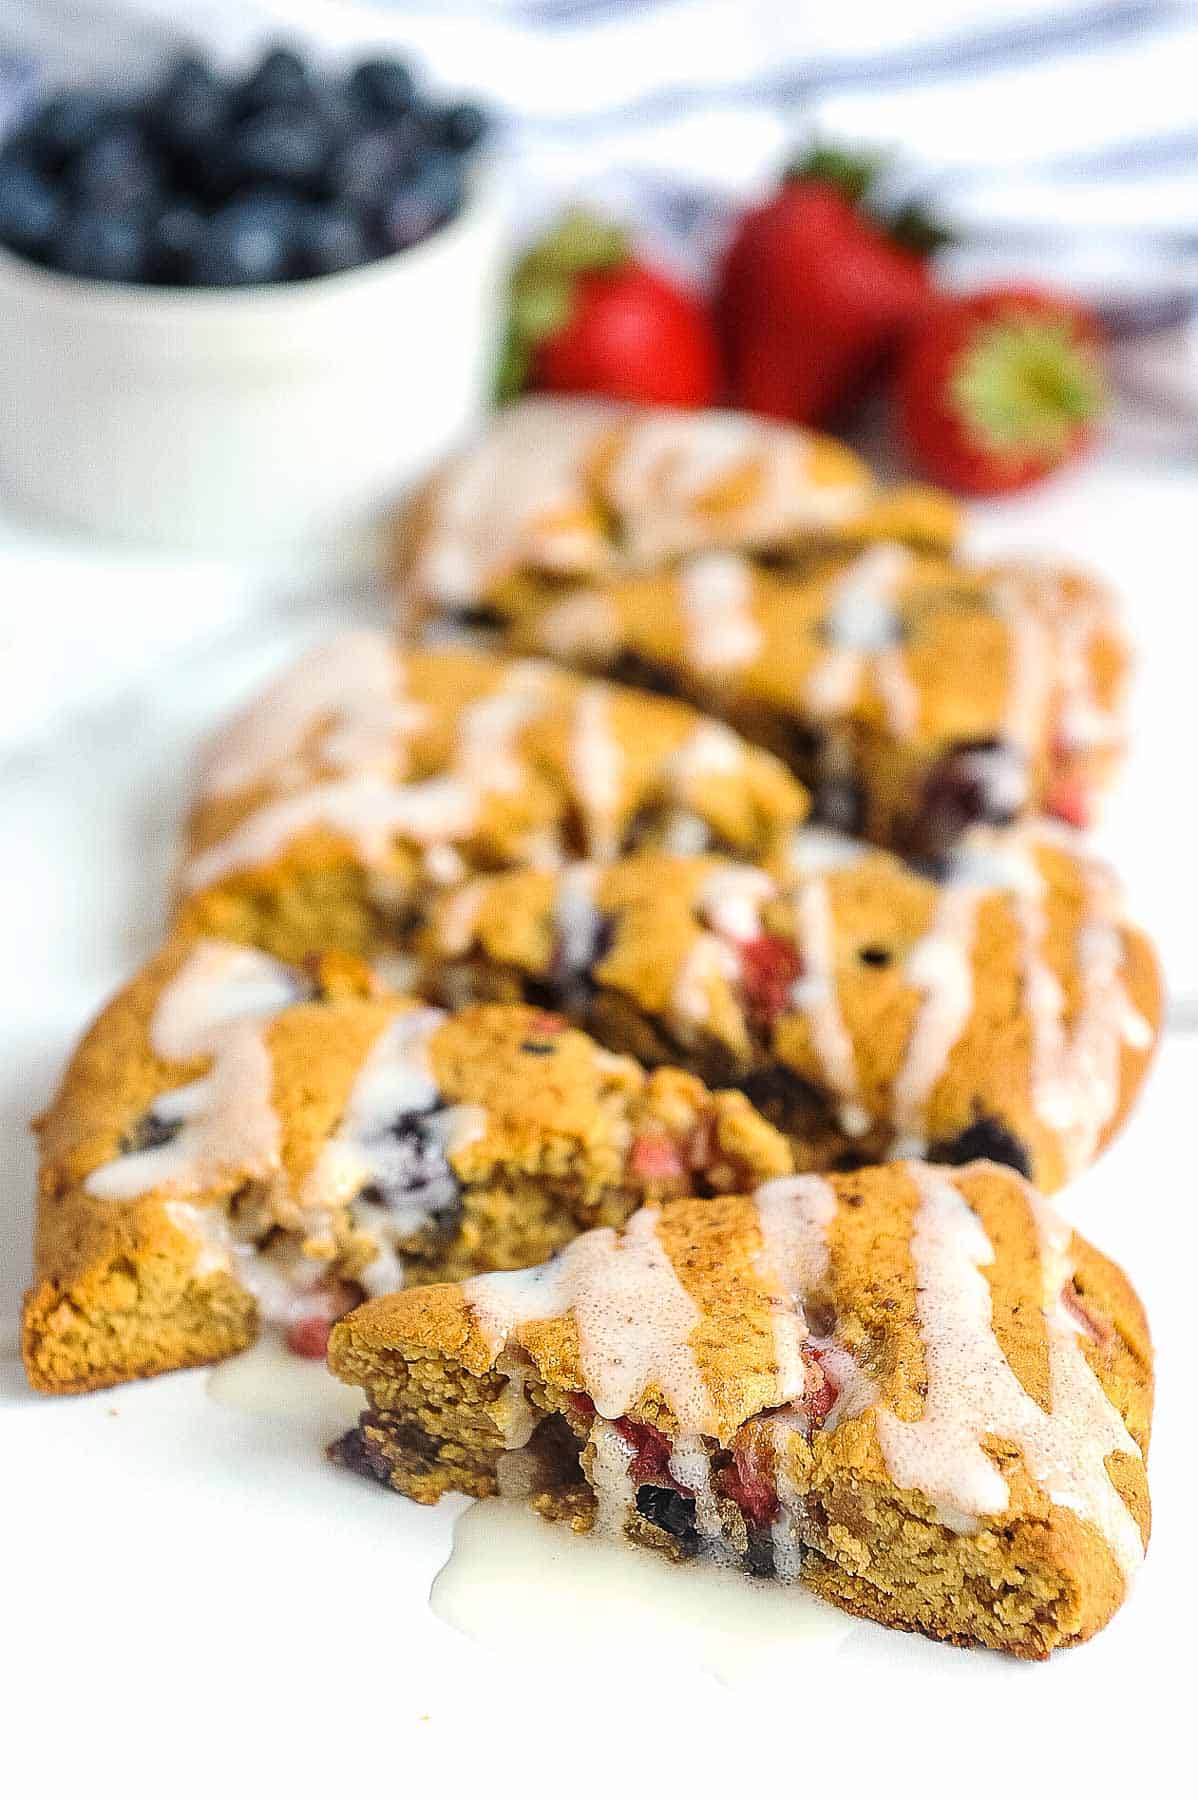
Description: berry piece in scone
xmin=328 ymin=1162 xmax=1153 ymax=1659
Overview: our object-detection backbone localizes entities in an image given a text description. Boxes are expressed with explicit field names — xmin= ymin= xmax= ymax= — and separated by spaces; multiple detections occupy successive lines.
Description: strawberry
xmin=285 ymin=1315 xmax=333 ymax=1360
xmin=719 ymin=1441 xmax=779 ymax=1529
xmin=739 ymin=933 xmax=801 ymax=1031
xmin=501 ymin=208 xmax=719 ymax=408
xmin=1043 ymin=772 xmax=1091 ymax=830
xmin=717 ymin=146 xmax=939 ymax=425
xmin=627 ymin=1132 xmax=687 ymax=1182
xmin=897 ymin=284 xmax=1108 ymax=495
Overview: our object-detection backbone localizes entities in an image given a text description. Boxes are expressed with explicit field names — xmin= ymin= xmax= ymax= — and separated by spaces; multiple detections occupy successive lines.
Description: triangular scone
xmin=418 ymin=824 xmax=1161 ymax=1194
xmin=393 ymin=396 xmax=958 ymax=614
xmin=328 ymin=1162 xmax=1152 ymax=1660
xmin=23 ymin=941 xmax=790 ymax=1395
xmin=507 ymin=552 xmax=1127 ymax=856
xmin=173 ymin=637 xmax=807 ymax=965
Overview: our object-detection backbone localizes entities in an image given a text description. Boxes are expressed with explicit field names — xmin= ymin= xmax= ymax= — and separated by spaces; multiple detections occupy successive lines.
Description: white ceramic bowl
xmin=0 ymin=172 xmax=509 ymax=549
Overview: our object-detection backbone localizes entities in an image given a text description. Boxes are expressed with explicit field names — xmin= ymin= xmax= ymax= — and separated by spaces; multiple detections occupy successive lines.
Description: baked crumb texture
xmin=395 ymin=400 xmax=1124 ymax=854
xmin=22 ymin=940 xmax=790 ymax=1394
xmin=173 ymin=635 xmax=808 ymax=965
xmin=328 ymin=1163 xmax=1154 ymax=1660
xmin=418 ymin=824 xmax=1161 ymax=1194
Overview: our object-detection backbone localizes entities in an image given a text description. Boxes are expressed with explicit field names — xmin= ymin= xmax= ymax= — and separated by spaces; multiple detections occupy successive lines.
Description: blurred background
xmin=0 ymin=0 xmax=1195 ymax=745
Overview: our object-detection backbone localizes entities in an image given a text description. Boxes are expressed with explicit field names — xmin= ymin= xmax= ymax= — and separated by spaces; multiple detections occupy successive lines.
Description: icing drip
xmin=877 ymin=1164 xmax=1144 ymax=1578
xmin=666 ymin=719 xmax=745 ymax=787
xmin=889 ymin=883 xmax=980 ymax=1156
xmin=86 ymin=944 xmax=300 ymax=1201
xmin=570 ymin=685 xmax=624 ymax=860
xmin=417 ymin=397 xmax=619 ymax=603
xmin=438 ymin=879 xmax=488 ymax=957
xmin=199 ymin=631 xmax=424 ymax=798
xmin=788 ymin=878 xmax=869 ymax=1138
xmin=454 ymin=662 xmax=551 ymax=794
xmin=804 ymin=545 xmax=915 ymax=733
xmin=785 ymin=825 xmax=866 ymax=876
xmin=536 ymin=590 xmax=622 ymax=662
xmin=604 ymin=410 xmax=864 ymax=564
xmin=752 ymin=1175 xmax=838 ymax=1404
xmin=697 ymin=864 xmax=774 ymax=942
xmin=769 ymin=1417 xmax=807 ymax=1582
xmin=679 ymin=552 xmax=762 ymax=671
xmin=589 ymin=1419 xmax=638 ymax=1535
xmin=554 ymin=861 xmax=603 ymax=981
xmin=670 ymin=1434 xmax=739 ymax=1565
xmin=994 ymin=578 xmax=1054 ymax=754
xmin=465 ymin=1205 xmax=713 ymax=1433
xmin=181 ymin=774 xmax=482 ymax=891
xmin=670 ymin=931 xmax=741 ymax=1038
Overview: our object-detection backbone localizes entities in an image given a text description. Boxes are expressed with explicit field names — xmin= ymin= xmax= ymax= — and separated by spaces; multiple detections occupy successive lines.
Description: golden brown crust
xmin=24 ymin=943 xmax=790 ymax=1394
xmin=330 ymin=1163 xmax=1152 ymax=1658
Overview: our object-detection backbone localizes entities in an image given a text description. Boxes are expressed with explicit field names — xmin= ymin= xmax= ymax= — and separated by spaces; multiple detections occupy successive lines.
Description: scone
xmin=174 ymin=634 xmax=808 ymax=963
xmin=328 ymin=1161 xmax=1153 ymax=1659
xmin=394 ymin=396 xmax=959 ymax=611
xmin=22 ymin=940 xmax=791 ymax=1394
xmin=416 ymin=823 xmax=1161 ymax=1193
xmin=505 ymin=548 xmax=1128 ymax=857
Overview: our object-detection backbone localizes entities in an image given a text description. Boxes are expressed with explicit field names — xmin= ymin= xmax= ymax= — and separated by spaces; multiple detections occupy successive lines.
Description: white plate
xmin=3 ymin=448 xmax=1195 ymax=1795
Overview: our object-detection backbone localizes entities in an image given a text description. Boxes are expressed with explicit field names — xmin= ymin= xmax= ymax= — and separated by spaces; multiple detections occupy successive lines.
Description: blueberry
xmin=744 ymin=1525 xmax=776 ymax=1578
xmin=147 ymin=202 xmax=206 ymax=284
xmin=20 ymin=89 xmax=117 ymax=171
xmin=231 ymin=46 xmax=313 ymax=118
xmin=0 ymin=156 xmax=60 ymax=259
xmin=911 ymin=737 xmax=1026 ymax=863
xmin=379 ymin=152 xmax=464 ymax=252
xmin=435 ymin=101 xmax=488 ymax=153
xmin=231 ymin=106 xmax=329 ymax=191
xmin=928 ymin=1114 xmax=1032 ymax=1180
xmin=192 ymin=193 xmax=296 ymax=286
xmin=294 ymin=203 xmax=370 ymax=276
xmin=53 ymin=208 xmax=148 ymax=282
xmin=321 ymin=119 xmax=425 ymax=205
xmin=812 ymin=775 xmax=866 ymax=837
xmin=363 ymin=1113 xmax=463 ymax=1218
xmin=72 ymin=124 xmax=163 ymax=210
xmin=121 ymin=1110 xmax=182 ymax=1155
xmin=347 ymin=57 xmax=416 ymax=118
xmin=148 ymin=54 xmax=227 ymax=155
xmin=634 ymin=1486 xmax=702 ymax=1556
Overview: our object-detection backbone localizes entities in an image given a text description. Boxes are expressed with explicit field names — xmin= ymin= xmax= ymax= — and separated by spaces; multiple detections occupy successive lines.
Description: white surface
xmin=2 ymin=441 xmax=1197 ymax=1793
xmin=0 ymin=172 xmax=508 ymax=549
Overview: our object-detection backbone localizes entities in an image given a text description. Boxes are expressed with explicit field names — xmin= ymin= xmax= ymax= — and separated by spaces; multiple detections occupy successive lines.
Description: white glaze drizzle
xmin=589 ymin=1419 xmax=639 ymax=1535
xmin=670 ymin=932 xmax=742 ymax=1039
xmin=604 ymin=409 xmax=865 ymax=565
xmin=876 ymin=1163 xmax=1144 ymax=1578
xmin=199 ymin=631 xmax=425 ymax=798
xmin=679 ymin=552 xmax=762 ymax=671
xmin=570 ymin=685 xmax=624 ymax=860
xmin=788 ymin=878 xmax=869 ymax=1138
xmin=889 ymin=882 xmax=980 ymax=1157
xmin=785 ymin=824 xmax=866 ymax=876
xmin=752 ymin=1175 xmax=837 ymax=1403
xmin=465 ymin=1204 xmax=713 ymax=1432
xmin=697 ymin=864 xmax=774 ymax=942
xmin=416 ymin=396 xmax=620 ymax=604
xmin=85 ymin=944 xmax=300 ymax=1201
xmin=536 ymin=589 xmax=623 ymax=662
xmin=554 ymin=861 xmax=602 ymax=978
xmin=454 ymin=661 xmax=552 ymax=794
xmin=804 ymin=545 xmax=916 ymax=735
xmin=181 ymin=774 xmax=482 ymax=891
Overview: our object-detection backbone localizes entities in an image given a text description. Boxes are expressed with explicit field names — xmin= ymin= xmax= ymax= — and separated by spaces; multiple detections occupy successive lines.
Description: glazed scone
xmin=416 ymin=823 xmax=1161 ymax=1193
xmin=394 ymin=396 xmax=958 ymax=612
xmin=505 ymin=548 xmax=1128 ymax=857
xmin=22 ymin=940 xmax=791 ymax=1394
xmin=328 ymin=1162 xmax=1153 ymax=1659
xmin=174 ymin=634 xmax=808 ymax=963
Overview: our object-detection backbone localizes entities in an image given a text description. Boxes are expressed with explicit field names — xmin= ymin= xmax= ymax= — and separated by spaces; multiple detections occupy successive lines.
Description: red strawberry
xmin=739 ymin=933 xmax=801 ymax=1030
xmin=719 ymin=1442 xmax=779 ymax=1529
xmin=1043 ymin=772 xmax=1091 ymax=830
xmin=614 ymin=1415 xmax=683 ymax=1486
xmin=717 ymin=147 xmax=938 ymax=424
xmin=804 ymin=1346 xmax=840 ymax=1426
xmin=502 ymin=208 xmax=719 ymax=408
xmin=627 ymin=1133 xmax=687 ymax=1182
xmin=897 ymin=285 xmax=1107 ymax=495
xmin=285 ymin=1315 xmax=333 ymax=1360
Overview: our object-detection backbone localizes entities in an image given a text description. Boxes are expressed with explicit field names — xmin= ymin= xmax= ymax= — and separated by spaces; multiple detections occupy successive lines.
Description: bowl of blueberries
xmin=0 ymin=44 xmax=506 ymax=547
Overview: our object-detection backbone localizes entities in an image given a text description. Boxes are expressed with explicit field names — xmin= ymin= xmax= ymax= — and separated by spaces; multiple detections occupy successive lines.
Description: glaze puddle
xmin=430 ymin=1496 xmax=855 ymax=1688
xmin=206 ymin=1335 xmax=359 ymax=1437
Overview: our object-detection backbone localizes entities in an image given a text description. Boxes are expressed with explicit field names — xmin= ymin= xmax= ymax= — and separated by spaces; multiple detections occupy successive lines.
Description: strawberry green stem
xmin=951 ymin=315 xmax=1107 ymax=459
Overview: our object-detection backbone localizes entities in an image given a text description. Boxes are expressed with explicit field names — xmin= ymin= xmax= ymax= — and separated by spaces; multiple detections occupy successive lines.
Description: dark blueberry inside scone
xmin=905 ymin=737 xmax=1027 ymax=865
xmin=928 ymin=1113 xmax=1033 ymax=1181
xmin=328 ymin=1166 xmax=1154 ymax=1659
